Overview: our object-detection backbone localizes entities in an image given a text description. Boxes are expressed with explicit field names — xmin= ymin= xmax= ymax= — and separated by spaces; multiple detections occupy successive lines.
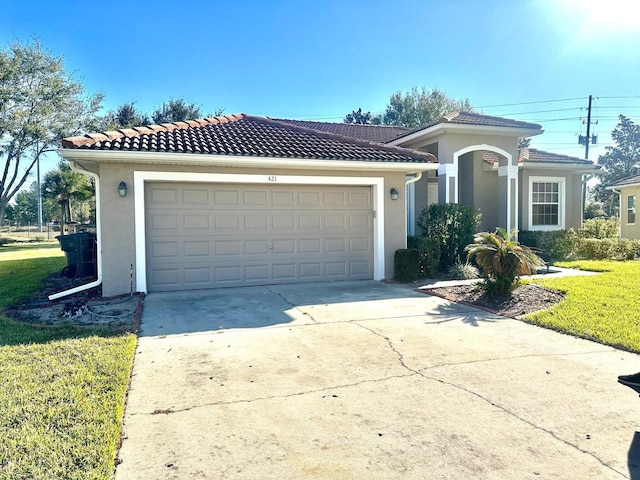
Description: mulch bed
xmin=424 ymin=283 xmax=565 ymax=319
xmin=4 ymin=271 xmax=142 ymax=330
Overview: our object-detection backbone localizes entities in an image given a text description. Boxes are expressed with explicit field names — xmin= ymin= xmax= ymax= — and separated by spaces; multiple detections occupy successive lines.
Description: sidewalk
xmin=415 ymin=265 xmax=599 ymax=291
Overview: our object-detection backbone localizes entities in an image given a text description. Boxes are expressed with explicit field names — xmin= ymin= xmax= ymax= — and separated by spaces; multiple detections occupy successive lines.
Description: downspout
xmin=405 ymin=172 xmax=423 ymax=236
xmin=49 ymin=161 xmax=102 ymax=300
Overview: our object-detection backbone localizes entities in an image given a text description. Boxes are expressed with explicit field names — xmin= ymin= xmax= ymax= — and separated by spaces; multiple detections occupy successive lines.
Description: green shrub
xmin=575 ymin=237 xmax=640 ymax=260
xmin=416 ymin=203 xmax=481 ymax=271
xmin=518 ymin=229 xmax=577 ymax=262
xmin=394 ymin=249 xmax=420 ymax=282
xmin=407 ymin=236 xmax=440 ymax=277
xmin=447 ymin=260 xmax=479 ymax=280
xmin=466 ymin=228 xmax=546 ymax=296
xmin=578 ymin=217 xmax=619 ymax=239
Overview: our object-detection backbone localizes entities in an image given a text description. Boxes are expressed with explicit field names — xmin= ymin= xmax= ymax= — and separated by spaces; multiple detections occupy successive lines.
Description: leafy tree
xmin=12 ymin=189 xmax=37 ymax=226
xmin=0 ymin=40 xmax=102 ymax=226
xmin=466 ymin=228 xmax=545 ymax=296
xmin=380 ymin=86 xmax=473 ymax=128
xmin=104 ymin=102 xmax=150 ymax=129
xmin=2 ymin=203 xmax=14 ymax=224
xmin=584 ymin=201 xmax=606 ymax=219
xmin=344 ymin=108 xmax=379 ymax=125
xmin=42 ymin=161 xmax=93 ymax=234
xmin=104 ymin=101 xmax=224 ymax=130
xmin=151 ymin=98 xmax=202 ymax=124
xmin=594 ymin=115 xmax=640 ymax=215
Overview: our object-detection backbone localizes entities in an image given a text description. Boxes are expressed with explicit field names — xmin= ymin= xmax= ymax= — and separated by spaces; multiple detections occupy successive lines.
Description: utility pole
xmin=578 ymin=95 xmax=598 ymax=222
xmin=585 ymin=94 xmax=592 ymax=160
xmin=579 ymin=95 xmax=598 ymax=159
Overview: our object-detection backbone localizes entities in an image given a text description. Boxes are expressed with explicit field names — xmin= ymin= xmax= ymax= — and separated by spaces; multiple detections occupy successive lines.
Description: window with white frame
xmin=628 ymin=195 xmax=636 ymax=224
xmin=529 ymin=177 xmax=565 ymax=230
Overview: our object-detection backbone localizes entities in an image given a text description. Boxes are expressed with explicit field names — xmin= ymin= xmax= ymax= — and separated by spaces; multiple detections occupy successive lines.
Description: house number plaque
xmin=268 ymin=176 xmax=277 ymax=182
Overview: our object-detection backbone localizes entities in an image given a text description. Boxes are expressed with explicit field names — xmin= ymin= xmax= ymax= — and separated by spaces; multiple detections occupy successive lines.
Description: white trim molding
xmin=451 ymin=145 xmax=517 ymax=231
xmin=437 ymin=163 xmax=458 ymax=203
xmin=134 ymin=171 xmax=386 ymax=293
xmin=528 ymin=176 xmax=566 ymax=231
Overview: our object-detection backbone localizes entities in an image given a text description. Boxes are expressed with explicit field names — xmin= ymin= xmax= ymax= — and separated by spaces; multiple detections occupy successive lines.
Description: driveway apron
xmin=115 ymin=281 xmax=640 ymax=479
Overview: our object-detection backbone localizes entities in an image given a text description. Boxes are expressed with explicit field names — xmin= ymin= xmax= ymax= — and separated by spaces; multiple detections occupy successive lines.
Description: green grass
xmin=0 ymin=244 xmax=137 ymax=480
xmin=0 ymin=245 xmax=65 ymax=309
xmin=527 ymin=260 xmax=640 ymax=353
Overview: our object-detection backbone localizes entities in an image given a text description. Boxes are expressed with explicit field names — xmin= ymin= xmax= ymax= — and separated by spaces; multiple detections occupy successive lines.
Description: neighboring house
xmin=608 ymin=174 xmax=640 ymax=239
xmin=56 ymin=111 xmax=597 ymax=297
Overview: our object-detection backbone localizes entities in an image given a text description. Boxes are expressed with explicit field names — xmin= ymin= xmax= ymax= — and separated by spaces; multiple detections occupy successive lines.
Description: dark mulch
xmin=28 ymin=272 xmax=102 ymax=304
xmin=426 ymin=283 xmax=565 ymax=319
xmin=5 ymin=272 xmax=141 ymax=329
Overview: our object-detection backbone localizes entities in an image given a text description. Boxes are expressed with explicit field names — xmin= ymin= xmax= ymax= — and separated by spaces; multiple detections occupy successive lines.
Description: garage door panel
xmin=184 ymin=241 xmax=210 ymax=257
xmin=146 ymin=183 xmax=373 ymax=291
xmin=151 ymin=188 xmax=178 ymax=204
xmin=214 ymin=189 xmax=240 ymax=204
xmin=273 ymin=190 xmax=296 ymax=205
xmin=183 ymin=188 xmax=209 ymax=204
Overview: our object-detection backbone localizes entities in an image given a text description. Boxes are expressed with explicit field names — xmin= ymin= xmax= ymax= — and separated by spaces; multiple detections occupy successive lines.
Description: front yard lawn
xmin=527 ymin=260 xmax=640 ymax=353
xmin=0 ymin=245 xmax=136 ymax=480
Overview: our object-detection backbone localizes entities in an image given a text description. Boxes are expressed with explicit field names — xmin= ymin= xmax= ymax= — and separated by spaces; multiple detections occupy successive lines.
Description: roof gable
xmin=62 ymin=114 xmax=436 ymax=164
xmin=391 ymin=111 xmax=543 ymax=143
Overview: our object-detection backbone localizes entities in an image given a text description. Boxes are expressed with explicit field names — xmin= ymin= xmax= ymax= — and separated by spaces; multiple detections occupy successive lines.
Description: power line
xmin=494 ymin=107 xmax=583 ymax=116
xmin=477 ymin=96 xmax=586 ymax=109
xmin=597 ymin=96 xmax=640 ymax=100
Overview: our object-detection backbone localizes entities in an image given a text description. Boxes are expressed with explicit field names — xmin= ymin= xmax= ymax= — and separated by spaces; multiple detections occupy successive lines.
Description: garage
xmin=145 ymin=182 xmax=374 ymax=291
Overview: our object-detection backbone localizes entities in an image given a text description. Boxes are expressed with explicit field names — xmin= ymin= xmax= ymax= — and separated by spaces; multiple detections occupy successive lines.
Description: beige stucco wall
xmin=471 ymin=152 xmax=499 ymax=231
xmin=92 ymin=162 xmax=409 ymax=296
xmin=518 ymin=168 xmax=584 ymax=231
xmin=619 ymin=185 xmax=640 ymax=239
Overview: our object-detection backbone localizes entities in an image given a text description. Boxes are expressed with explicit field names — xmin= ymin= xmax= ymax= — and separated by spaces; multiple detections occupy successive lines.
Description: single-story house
xmin=54 ymin=111 xmax=597 ymax=298
xmin=608 ymin=174 xmax=639 ymax=239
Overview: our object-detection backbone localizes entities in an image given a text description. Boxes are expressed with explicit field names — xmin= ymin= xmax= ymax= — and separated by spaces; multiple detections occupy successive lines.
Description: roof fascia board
xmin=389 ymin=123 xmax=543 ymax=146
xmin=58 ymin=149 xmax=439 ymax=172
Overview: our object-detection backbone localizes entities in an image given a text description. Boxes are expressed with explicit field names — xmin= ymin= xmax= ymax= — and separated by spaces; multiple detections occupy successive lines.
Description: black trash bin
xmin=57 ymin=232 xmax=97 ymax=278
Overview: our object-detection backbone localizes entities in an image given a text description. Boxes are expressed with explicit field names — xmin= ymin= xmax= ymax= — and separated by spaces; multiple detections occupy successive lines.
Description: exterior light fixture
xmin=118 ymin=181 xmax=128 ymax=197
xmin=390 ymin=187 xmax=399 ymax=200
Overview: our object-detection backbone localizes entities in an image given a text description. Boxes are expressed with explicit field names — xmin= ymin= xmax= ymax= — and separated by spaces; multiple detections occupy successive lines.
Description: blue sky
xmin=2 ymin=0 xmax=640 ymax=175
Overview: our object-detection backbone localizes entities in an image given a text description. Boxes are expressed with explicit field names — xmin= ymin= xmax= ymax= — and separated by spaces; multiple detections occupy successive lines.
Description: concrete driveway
xmin=116 ymin=281 xmax=640 ymax=479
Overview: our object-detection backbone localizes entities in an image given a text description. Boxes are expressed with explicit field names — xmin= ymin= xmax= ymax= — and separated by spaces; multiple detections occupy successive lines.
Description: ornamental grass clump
xmin=466 ymin=228 xmax=546 ymax=296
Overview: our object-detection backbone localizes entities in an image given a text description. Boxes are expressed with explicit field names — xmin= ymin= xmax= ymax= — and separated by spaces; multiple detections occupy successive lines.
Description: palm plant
xmin=465 ymin=228 xmax=545 ymax=295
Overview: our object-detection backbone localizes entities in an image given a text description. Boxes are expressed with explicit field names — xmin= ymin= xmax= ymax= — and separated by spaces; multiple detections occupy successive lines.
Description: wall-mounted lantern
xmin=390 ymin=187 xmax=399 ymax=200
xmin=118 ymin=181 xmax=128 ymax=197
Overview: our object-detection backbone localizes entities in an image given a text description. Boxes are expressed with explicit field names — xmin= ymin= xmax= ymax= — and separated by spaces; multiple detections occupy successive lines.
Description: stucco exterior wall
xmin=94 ymin=162 xmax=408 ymax=296
xmin=619 ymin=185 xmax=640 ymax=239
xmin=472 ymin=152 xmax=499 ymax=231
xmin=519 ymin=168 xmax=584 ymax=231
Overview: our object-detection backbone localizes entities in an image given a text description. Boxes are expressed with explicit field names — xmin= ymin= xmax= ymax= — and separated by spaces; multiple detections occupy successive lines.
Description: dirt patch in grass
xmin=4 ymin=271 xmax=142 ymax=330
xmin=425 ymin=283 xmax=565 ymax=319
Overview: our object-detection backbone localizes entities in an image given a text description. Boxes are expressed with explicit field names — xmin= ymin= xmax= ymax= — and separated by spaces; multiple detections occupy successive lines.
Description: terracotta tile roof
xmin=271 ymin=118 xmax=410 ymax=143
xmin=391 ymin=111 xmax=543 ymax=142
xmin=609 ymin=173 xmax=640 ymax=187
xmin=521 ymin=148 xmax=594 ymax=165
xmin=442 ymin=111 xmax=542 ymax=129
xmin=481 ymin=148 xmax=594 ymax=166
xmin=61 ymin=114 xmax=436 ymax=164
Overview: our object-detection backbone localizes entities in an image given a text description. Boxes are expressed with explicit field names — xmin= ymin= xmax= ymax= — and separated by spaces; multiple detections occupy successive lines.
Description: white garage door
xmin=145 ymin=182 xmax=374 ymax=291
